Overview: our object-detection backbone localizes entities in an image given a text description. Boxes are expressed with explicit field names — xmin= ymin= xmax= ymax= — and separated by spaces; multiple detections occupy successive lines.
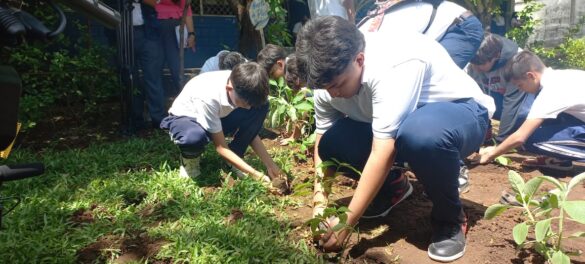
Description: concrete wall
xmin=520 ymin=0 xmax=585 ymax=46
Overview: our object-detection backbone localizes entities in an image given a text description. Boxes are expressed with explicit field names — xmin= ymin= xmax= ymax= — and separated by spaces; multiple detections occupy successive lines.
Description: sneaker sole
xmin=427 ymin=245 xmax=466 ymax=262
xmin=361 ymin=182 xmax=413 ymax=219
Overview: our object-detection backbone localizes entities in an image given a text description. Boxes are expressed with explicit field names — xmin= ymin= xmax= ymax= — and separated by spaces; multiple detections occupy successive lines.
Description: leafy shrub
xmin=265 ymin=0 xmax=292 ymax=46
xmin=1 ymin=5 xmax=118 ymax=128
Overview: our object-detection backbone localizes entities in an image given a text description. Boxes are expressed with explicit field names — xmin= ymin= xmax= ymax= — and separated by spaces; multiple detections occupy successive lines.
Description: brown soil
xmin=275 ymin=146 xmax=585 ymax=264
xmin=76 ymin=231 xmax=168 ymax=264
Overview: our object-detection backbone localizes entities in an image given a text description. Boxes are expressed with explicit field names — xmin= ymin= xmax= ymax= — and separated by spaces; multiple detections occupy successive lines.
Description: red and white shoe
xmin=522 ymin=156 xmax=573 ymax=171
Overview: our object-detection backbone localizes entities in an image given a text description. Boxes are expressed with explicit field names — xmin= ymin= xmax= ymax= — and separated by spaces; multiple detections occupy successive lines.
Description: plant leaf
xmin=538 ymin=176 xmax=565 ymax=191
xmin=567 ymin=172 xmax=585 ymax=192
xmin=551 ymin=250 xmax=571 ymax=264
xmin=495 ymin=156 xmax=511 ymax=166
xmin=563 ymin=201 xmax=585 ymax=224
xmin=535 ymin=219 xmax=551 ymax=242
xmin=484 ymin=204 xmax=511 ymax=220
xmin=513 ymin=222 xmax=529 ymax=245
xmin=568 ymin=231 xmax=585 ymax=238
xmin=524 ymin=177 xmax=544 ymax=202
xmin=509 ymin=171 xmax=526 ymax=195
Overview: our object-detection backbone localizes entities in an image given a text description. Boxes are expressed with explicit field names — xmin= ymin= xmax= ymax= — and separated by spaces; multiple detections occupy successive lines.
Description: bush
xmin=1 ymin=3 xmax=118 ymax=128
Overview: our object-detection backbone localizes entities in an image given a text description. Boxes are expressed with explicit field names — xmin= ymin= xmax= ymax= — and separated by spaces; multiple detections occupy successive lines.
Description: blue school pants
xmin=318 ymin=99 xmax=489 ymax=224
xmin=160 ymin=104 xmax=269 ymax=158
xmin=439 ymin=15 xmax=484 ymax=69
xmin=525 ymin=113 xmax=585 ymax=161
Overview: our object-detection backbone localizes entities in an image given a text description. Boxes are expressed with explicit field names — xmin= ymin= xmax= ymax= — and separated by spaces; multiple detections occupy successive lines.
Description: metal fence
xmin=192 ymin=0 xmax=235 ymax=16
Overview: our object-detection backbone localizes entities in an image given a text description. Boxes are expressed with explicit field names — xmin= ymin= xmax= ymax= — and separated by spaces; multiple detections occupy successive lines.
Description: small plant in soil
xmin=484 ymin=171 xmax=585 ymax=264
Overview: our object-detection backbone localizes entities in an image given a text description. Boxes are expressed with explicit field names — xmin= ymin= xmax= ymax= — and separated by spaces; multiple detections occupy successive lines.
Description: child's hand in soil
xmin=478 ymin=146 xmax=496 ymax=164
xmin=318 ymin=216 xmax=346 ymax=252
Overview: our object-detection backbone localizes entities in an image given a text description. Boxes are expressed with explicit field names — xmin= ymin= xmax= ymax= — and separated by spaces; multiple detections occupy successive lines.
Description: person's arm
xmin=209 ymin=132 xmax=266 ymax=179
xmin=249 ymin=135 xmax=282 ymax=179
xmin=312 ymin=133 xmax=332 ymax=217
xmin=479 ymin=118 xmax=544 ymax=163
xmin=143 ymin=0 xmax=157 ymax=7
xmin=185 ymin=11 xmax=195 ymax=51
xmin=342 ymin=0 xmax=355 ymax=24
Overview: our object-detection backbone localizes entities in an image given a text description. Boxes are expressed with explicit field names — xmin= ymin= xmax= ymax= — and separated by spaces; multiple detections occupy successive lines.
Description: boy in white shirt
xmin=357 ymin=0 xmax=483 ymax=69
xmin=297 ymin=16 xmax=494 ymax=262
xmin=479 ymin=51 xmax=585 ymax=170
xmin=160 ymin=62 xmax=284 ymax=185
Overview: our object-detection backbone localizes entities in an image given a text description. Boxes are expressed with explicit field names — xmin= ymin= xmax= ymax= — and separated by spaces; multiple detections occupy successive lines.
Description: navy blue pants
xmin=131 ymin=26 xmax=166 ymax=128
xmin=439 ymin=15 xmax=484 ymax=69
xmin=318 ymin=99 xmax=489 ymax=224
xmin=525 ymin=113 xmax=585 ymax=161
xmin=160 ymin=104 xmax=269 ymax=158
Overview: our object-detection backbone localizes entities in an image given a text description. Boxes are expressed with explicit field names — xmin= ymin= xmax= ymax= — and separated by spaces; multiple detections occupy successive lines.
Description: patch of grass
xmin=0 ymin=134 xmax=321 ymax=263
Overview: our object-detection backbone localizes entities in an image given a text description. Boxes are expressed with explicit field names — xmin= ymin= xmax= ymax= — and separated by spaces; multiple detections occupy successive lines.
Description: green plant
xmin=1 ymin=5 xmax=118 ymax=128
xmin=484 ymin=171 xmax=585 ymax=263
xmin=506 ymin=0 xmax=544 ymax=48
xmin=265 ymin=0 xmax=291 ymax=46
xmin=267 ymin=78 xmax=315 ymax=142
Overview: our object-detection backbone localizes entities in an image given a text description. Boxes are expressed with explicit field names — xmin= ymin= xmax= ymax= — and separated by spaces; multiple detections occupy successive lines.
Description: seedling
xmin=484 ymin=171 xmax=585 ymax=264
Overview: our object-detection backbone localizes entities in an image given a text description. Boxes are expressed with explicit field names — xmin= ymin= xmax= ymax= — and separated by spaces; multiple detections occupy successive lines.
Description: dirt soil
xmin=18 ymin=104 xmax=585 ymax=264
xmin=279 ymin=147 xmax=585 ymax=264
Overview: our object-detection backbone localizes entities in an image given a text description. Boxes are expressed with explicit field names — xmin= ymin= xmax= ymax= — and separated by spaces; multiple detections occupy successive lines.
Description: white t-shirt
xmin=314 ymin=32 xmax=495 ymax=139
xmin=358 ymin=1 xmax=466 ymax=41
xmin=308 ymin=0 xmax=348 ymax=19
xmin=200 ymin=50 xmax=230 ymax=74
xmin=132 ymin=3 xmax=144 ymax=26
xmin=168 ymin=71 xmax=237 ymax=133
xmin=527 ymin=68 xmax=585 ymax=123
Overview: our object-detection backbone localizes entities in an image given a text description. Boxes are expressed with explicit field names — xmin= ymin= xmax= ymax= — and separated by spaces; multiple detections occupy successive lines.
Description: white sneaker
xmin=179 ymin=156 xmax=201 ymax=178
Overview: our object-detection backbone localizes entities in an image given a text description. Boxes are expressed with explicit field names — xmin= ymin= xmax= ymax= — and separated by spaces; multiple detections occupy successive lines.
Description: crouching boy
xmin=160 ymin=62 xmax=283 ymax=183
xmin=479 ymin=51 xmax=585 ymax=170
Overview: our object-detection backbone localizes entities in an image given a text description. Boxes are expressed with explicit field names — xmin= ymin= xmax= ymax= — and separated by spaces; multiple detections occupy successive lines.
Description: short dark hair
xmin=470 ymin=32 xmax=503 ymax=65
xmin=256 ymin=44 xmax=287 ymax=75
xmin=219 ymin=51 xmax=247 ymax=70
xmin=503 ymin=50 xmax=546 ymax=82
xmin=284 ymin=53 xmax=307 ymax=90
xmin=229 ymin=62 xmax=269 ymax=107
xmin=295 ymin=16 xmax=365 ymax=89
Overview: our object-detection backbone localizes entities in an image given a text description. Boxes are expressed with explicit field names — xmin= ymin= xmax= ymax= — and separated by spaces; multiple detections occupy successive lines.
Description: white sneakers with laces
xmin=179 ymin=156 xmax=201 ymax=178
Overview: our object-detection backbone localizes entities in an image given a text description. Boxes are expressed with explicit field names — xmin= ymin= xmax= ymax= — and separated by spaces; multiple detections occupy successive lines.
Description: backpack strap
xmin=357 ymin=0 xmax=444 ymax=33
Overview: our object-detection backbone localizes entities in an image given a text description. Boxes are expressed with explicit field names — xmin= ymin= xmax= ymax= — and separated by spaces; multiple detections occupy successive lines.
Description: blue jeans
xmin=318 ymin=99 xmax=489 ymax=224
xmin=439 ymin=15 xmax=484 ymax=69
xmin=525 ymin=113 xmax=585 ymax=161
xmin=159 ymin=19 xmax=182 ymax=97
xmin=131 ymin=26 xmax=166 ymax=128
xmin=160 ymin=104 xmax=269 ymax=158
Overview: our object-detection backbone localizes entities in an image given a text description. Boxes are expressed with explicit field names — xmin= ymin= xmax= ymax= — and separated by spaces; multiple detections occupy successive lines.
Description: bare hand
xmin=478 ymin=146 xmax=496 ymax=165
xmin=319 ymin=216 xmax=346 ymax=252
xmin=188 ymin=35 xmax=196 ymax=52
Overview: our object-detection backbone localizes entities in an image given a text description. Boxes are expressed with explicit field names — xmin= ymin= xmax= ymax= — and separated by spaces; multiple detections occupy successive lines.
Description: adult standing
xmin=131 ymin=0 xmax=166 ymax=130
xmin=155 ymin=0 xmax=196 ymax=98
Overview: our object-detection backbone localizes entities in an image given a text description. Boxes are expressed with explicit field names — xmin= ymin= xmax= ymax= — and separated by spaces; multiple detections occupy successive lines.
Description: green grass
xmin=0 ymin=133 xmax=321 ymax=263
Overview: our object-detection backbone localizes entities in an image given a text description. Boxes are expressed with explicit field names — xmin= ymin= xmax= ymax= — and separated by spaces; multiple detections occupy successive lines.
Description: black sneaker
xmin=362 ymin=172 xmax=413 ymax=219
xmin=428 ymin=220 xmax=467 ymax=262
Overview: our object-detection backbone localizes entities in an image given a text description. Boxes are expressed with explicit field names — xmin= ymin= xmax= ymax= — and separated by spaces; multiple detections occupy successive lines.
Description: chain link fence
xmin=192 ymin=0 xmax=235 ymax=16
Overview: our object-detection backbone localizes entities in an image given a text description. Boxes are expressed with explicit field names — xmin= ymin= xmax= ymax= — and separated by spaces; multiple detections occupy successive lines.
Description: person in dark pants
xmin=357 ymin=0 xmax=484 ymax=69
xmin=467 ymin=33 xmax=535 ymax=143
xmin=479 ymin=51 xmax=585 ymax=171
xmin=131 ymin=1 xmax=166 ymax=130
xmin=155 ymin=0 xmax=196 ymax=97
xmin=296 ymin=17 xmax=494 ymax=261
xmin=357 ymin=0 xmax=485 ymax=193
xmin=160 ymin=62 xmax=283 ymax=185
